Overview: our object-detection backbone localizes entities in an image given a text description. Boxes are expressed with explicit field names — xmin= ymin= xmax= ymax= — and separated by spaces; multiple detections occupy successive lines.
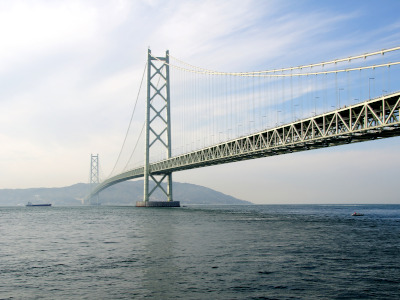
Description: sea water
xmin=0 ymin=204 xmax=399 ymax=299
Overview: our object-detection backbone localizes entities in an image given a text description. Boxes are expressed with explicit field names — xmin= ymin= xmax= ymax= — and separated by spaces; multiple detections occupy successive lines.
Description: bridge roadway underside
xmin=91 ymin=91 xmax=400 ymax=197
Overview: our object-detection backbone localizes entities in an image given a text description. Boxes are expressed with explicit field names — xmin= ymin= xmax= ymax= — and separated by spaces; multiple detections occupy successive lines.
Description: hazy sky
xmin=1 ymin=0 xmax=400 ymax=204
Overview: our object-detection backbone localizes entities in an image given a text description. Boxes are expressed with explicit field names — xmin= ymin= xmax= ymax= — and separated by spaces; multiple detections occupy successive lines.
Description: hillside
xmin=0 ymin=181 xmax=252 ymax=206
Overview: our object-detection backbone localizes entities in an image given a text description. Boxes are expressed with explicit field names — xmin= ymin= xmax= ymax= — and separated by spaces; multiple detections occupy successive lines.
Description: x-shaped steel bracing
xmin=143 ymin=49 xmax=173 ymax=202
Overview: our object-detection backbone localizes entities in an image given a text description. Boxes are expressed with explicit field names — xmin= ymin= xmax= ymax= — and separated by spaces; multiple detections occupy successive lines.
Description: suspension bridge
xmin=86 ymin=46 xmax=400 ymax=206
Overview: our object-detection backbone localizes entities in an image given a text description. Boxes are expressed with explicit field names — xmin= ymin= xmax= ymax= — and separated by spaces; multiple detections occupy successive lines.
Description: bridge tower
xmin=137 ymin=49 xmax=180 ymax=207
xmin=89 ymin=153 xmax=100 ymax=205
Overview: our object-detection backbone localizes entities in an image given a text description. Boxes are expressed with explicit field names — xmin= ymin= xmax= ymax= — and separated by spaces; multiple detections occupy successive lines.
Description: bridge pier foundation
xmin=136 ymin=201 xmax=180 ymax=207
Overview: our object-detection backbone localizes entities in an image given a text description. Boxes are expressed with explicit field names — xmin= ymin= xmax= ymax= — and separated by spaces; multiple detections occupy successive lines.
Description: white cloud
xmin=0 ymin=1 xmax=91 ymax=72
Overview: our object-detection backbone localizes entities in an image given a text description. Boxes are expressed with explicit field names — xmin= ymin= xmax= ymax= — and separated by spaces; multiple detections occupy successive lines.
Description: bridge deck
xmin=90 ymin=91 xmax=400 ymax=197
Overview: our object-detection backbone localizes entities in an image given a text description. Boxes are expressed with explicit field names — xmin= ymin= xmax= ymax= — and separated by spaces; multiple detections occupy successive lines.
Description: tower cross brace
xmin=140 ymin=49 xmax=179 ymax=207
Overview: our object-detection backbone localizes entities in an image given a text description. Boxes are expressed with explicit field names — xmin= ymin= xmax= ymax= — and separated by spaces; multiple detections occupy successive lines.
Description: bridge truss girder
xmin=152 ymin=92 xmax=400 ymax=173
xmin=89 ymin=91 xmax=400 ymax=198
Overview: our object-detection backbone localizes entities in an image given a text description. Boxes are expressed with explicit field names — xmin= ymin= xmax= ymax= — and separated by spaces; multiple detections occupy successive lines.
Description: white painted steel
xmin=88 ymin=91 xmax=400 ymax=198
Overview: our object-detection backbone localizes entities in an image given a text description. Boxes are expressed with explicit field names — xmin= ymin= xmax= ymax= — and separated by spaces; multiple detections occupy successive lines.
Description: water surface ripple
xmin=0 ymin=205 xmax=399 ymax=299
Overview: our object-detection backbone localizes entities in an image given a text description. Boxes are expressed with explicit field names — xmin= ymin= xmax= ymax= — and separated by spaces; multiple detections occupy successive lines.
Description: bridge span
xmin=89 ymin=90 xmax=400 ymax=198
xmin=86 ymin=47 xmax=400 ymax=205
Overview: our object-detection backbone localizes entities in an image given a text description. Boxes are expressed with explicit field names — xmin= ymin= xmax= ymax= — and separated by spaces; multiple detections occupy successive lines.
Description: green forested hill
xmin=0 ymin=181 xmax=252 ymax=206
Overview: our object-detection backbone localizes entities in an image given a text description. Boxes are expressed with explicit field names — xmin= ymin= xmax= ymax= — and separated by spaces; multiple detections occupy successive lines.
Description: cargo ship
xmin=26 ymin=202 xmax=52 ymax=207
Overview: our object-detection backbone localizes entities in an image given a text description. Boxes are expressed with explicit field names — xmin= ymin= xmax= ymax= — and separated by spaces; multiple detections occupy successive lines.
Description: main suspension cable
xmin=108 ymin=62 xmax=147 ymax=177
xmin=168 ymin=46 xmax=400 ymax=75
xmin=150 ymin=46 xmax=400 ymax=77
xmin=123 ymin=121 xmax=145 ymax=171
xmin=160 ymin=55 xmax=400 ymax=77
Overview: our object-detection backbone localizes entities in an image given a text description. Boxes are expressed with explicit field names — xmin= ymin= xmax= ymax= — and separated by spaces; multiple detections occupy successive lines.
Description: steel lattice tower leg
xmin=141 ymin=49 xmax=177 ymax=207
xmin=89 ymin=153 xmax=99 ymax=205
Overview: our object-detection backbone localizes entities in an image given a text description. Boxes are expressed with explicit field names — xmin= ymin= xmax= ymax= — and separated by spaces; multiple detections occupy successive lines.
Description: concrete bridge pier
xmin=136 ymin=201 xmax=180 ymax=207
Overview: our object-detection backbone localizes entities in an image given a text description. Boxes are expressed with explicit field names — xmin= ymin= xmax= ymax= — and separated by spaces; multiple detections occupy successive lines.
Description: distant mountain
xmin=0 ymin=181 xmax=252 ymax=206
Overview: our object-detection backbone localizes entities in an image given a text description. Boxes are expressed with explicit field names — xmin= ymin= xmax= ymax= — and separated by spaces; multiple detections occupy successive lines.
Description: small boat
xmin=352 ymin=212 xmax=364 ymax=216
xmin=26 ymin=202 xmax=52 ymax=207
